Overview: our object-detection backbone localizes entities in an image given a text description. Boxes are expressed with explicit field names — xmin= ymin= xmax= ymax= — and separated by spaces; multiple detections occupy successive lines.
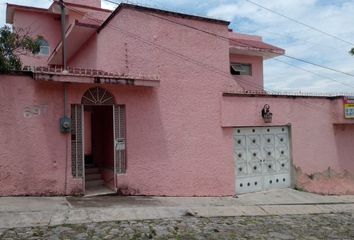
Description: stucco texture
xmin=0 ymin=75 xmax=81 ymax=196
xmin=14 ymin=10 xmax=61 ymax=67
xmin=68 ymin=8 xmax=238 ymax=196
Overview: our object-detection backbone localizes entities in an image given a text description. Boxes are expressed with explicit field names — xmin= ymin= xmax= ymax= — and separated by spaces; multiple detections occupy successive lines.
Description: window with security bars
xmin=230 ymin=63 xmax=252 ymax=76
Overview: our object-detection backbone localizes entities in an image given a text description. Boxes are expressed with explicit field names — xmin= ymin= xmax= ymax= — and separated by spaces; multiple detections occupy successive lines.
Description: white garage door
xmin=233 ymin=126 xmax=292 ymax=194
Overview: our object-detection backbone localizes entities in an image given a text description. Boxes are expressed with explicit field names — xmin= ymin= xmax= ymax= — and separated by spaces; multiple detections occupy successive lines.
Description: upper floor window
xmin=230 ymin=63 xmax=252 ymax=76
xmin=36 ymin=38 xmax=50 ymax=56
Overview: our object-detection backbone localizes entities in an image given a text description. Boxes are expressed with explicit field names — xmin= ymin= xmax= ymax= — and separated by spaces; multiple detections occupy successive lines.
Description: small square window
xmin=39 ymin=46 xmax=50 ymax=55
xmin=36 ymin=38 xmax=50 ymax=56
xmin=230 ymin=63 xmax=252 ymax=76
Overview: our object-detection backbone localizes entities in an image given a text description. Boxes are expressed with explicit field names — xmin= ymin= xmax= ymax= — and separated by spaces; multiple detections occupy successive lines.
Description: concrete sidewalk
xmin=1 ymin=188 xmax=354 ymax=229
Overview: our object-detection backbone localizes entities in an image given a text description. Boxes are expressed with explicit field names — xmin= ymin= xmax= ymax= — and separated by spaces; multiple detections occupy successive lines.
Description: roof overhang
xmin=22 ymin=66 xmax=160 ymax=87
xmin=48 ymin=20 xmax=98 ymax=65
xmin=229 ymin=38 xmax=285 ymax=59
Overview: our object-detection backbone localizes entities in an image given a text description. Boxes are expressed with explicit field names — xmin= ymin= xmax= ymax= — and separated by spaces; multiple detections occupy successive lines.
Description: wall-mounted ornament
xmin=261 ymin=104 xmax=272 ymax=123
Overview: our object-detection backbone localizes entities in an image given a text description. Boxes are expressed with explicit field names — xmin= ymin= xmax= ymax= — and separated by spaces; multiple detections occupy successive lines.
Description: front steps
xmin=85 ymin=185 xmax=116 ymax=197
xmin=85 ymin=173 xmax=101 ymax=181
xmin=85 ymin=165 xmax=115 ymax=196
xmin=85 ymin=165 xmax=104 ymax=187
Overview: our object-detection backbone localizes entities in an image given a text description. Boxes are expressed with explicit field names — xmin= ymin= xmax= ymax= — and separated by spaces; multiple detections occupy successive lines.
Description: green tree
xmin=350 ymin=48 xmax=354 ymax=55
xmin=0 ymin=26 xmax=40 ymax=73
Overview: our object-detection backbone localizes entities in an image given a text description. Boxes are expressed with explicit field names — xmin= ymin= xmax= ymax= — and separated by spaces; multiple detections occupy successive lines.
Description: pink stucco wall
xmin=90 ymin=8 xmax=235 ymax=196
xmin=65 ymin=81 xmax=235 ymax=196
xmin=0 ymin=75 xmax=81 ymax=196
xmin=3 ymin=74 xmax=353 ymax=196
xmin=229 ymin=54 xmax=263 ymax=90
xmin=66 ymin=0 xmax=101 ymax=8
xmin=11 ymin=3 xmax=110 ymax=69
xmin=13 ymin=10 xmax=61 ymax=66
xmin=335 ymin=124 xmax=354 ymax=172
xmin=222 ymin=95 xmax=354 ymax=194
xmin=101 ymin=168 xmax=115 ymax=191
xmin=67 ymin=5 xmax=111 ymax=26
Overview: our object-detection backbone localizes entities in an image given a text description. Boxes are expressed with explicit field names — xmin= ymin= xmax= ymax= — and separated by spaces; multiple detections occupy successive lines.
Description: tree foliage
xmin=350 ymin=48 xmax=354 ymax=56
xmin=0 ymin=26 xmax=41 ymax=73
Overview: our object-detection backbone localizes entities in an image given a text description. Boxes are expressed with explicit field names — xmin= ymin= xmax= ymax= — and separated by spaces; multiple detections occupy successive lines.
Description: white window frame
xmin=230 ymin=63 xmax=252 ymax=76
xmin=36 ymin=39 xmax=50 ymax=56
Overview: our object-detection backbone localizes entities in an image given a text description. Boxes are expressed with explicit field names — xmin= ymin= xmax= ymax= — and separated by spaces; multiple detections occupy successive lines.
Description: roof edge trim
xmin=63 ymin=1 xmax=112 ymax=13
xmin=98 ymin=3 xmax=230 ymax=33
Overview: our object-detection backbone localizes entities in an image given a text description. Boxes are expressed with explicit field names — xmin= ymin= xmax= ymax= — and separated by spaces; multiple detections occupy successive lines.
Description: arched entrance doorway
xmin=71 ymin=86 xmax=126 ymax=196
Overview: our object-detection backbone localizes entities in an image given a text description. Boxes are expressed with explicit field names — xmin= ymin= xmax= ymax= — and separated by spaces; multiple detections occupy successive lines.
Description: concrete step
xmin=85 ymin=173 xmax=101 ymax=181
xmin=85 ymin=185 xmax=116 ymax=197
xmin=85 ymin=168 xmax=99 ymax=174
xmin=86 ymin=179 xmax=104 ymax=188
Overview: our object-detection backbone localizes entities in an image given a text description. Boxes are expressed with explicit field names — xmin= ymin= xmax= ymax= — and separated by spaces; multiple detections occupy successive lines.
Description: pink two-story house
xmin=1 ymin=0 xmax=353 ymax=196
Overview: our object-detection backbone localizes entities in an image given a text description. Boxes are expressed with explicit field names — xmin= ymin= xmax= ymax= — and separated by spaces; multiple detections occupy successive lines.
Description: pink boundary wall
xmin=1 ymin=75 xmax=354 ymax=196
xmin=222 ymin=95 xmax=354 ymax=195
xmin=0 ymin=76 xmax=82 ymax=196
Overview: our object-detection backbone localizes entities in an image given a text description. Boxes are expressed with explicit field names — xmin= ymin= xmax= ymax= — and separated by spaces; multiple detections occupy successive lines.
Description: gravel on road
xmin=0 ymin=213 xmax=353 ymax=240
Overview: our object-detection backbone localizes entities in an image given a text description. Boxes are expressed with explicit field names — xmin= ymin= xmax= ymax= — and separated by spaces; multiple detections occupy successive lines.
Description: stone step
xmin=85 ymin=168 xmax=99 ymax=174
xmin=85 ymin=179 xmax=104 ymax=188
xmin=85 ymin=173 xmax=101 ymax=181
xmin=85 ymin=185 xmax=116 ymax=197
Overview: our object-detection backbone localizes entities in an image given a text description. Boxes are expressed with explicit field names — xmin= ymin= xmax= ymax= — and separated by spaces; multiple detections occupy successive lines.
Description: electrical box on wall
xmin=60 ymin=117 xmax=71 ymax=133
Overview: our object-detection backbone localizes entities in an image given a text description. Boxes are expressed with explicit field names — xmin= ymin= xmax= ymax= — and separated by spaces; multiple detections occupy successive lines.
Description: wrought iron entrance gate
xmin=71 ymin=87 xmax=126 ymax=194
xmin=233 ymin=126 xmax=291 ymax=194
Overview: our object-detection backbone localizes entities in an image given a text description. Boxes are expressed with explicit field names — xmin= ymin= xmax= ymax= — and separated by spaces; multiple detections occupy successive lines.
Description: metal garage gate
xmin=233 ymin=126 xmax=292 ymax=194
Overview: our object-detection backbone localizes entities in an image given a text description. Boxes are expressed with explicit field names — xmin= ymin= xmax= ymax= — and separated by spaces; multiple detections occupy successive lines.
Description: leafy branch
xmin=0 ymin=25 xmax=41 ymax=73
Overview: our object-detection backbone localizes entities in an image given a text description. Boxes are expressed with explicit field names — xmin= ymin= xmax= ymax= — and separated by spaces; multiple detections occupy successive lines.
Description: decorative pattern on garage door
xmin=233 ymin=126 xmax=291 ymax=194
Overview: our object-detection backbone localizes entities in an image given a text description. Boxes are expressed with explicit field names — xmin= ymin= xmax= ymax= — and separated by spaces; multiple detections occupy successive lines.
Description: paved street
xmin=1 ymin=189 xmax=354 ymax=239
xmin=1 ymin=213 xmax=353 ymax=240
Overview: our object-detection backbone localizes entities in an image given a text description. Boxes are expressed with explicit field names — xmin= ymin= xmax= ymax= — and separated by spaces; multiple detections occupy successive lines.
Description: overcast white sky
xmin=1 ymin=0 xmax=354 ymax=93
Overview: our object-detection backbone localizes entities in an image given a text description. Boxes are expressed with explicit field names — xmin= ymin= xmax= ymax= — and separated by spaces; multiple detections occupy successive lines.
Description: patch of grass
xmin=32 ymin=228 xmax=44 ymax=237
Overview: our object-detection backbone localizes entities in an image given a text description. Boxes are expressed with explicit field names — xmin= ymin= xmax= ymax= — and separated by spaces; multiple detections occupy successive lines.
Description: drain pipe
xmin=59 ymin=0 xmax=69 ymax=194
xmin=63 ymin=82 xmax=69 ymax=195
xmin=60 ymin=0 xmax=67 ymax=72
xmin=59 ymin=0 xmax=68 ymax=120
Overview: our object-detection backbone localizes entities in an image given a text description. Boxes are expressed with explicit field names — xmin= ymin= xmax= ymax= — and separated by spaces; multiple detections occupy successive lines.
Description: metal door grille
xmin=114 ymin=105 xmax=126 ymax=174
xmin=81 ymin=86 xmax=115 ymax=105
xmin=71 ymin=104 xmax=83 ymax=178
